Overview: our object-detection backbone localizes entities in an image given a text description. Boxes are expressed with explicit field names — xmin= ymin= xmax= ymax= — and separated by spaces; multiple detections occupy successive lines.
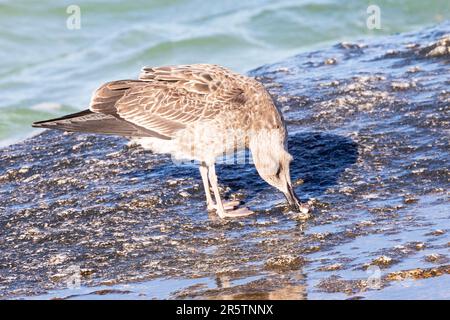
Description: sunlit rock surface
xmin=0 ymin=23 xmax=449 ymax=299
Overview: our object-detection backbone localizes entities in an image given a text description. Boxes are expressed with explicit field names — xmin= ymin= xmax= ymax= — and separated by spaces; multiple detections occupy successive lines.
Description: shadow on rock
xmin=289 ymin=132 xmax=358 ymax=198
xmin=213 ymin=132 xmax=358 ymax=201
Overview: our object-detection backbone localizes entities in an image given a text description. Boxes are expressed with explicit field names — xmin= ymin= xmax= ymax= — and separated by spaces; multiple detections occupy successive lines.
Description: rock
xmin=425 ymin=254 xmax=448 ymax=264
xmin=391 ymin=81 xmax=416 ymax=90
xmin=1 ymin=22 xmax=450 ymax=299
xmin=429 ymin=229 xmax=446 ymax=236
xmin=324 ymin=58 xmax=337 ymax=65
xmin=48 ymin=254 xmax=69 ymax=265
xmin=403 ymin=195 xmax=418 ymax=204
xmin=407 ymin=66 xmax=421 ymax=73
xmin=318 ymin=263 xmax=343 ymax=271
xmin=179 ymin=191 xmax=190 ymax=198
xmin=386 ymin=265 xmax=450 ymax=281
xmin=265 ymin=255 xmax=306 ymax=271
xmin=422 ymin=35 xmax=450 ymax=57
xmin=371 ymin=256 xmax=394 ymax=267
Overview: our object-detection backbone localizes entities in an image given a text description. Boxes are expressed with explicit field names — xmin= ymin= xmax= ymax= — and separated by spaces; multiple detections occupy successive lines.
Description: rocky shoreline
xmin=0 ymin=22 xmax=449 ymax=299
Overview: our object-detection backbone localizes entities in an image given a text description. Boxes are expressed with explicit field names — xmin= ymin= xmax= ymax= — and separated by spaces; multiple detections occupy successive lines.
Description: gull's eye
xmin=275 ymin=164 xmax=282 ymax=178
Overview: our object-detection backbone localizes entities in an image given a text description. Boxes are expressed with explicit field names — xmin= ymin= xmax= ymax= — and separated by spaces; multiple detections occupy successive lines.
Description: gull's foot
xmin=299 ymin=203 xmax=311 ymax=214
xmin=291 ymin=202 xmax=312 ymax=220
xmin=208 ymin=200 xmax=240 ymax=211
xmin=220 ymin=207 xmax=254 ymax=218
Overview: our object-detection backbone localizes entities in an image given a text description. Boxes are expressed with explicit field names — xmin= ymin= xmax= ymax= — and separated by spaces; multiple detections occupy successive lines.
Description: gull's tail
xmin=32 ymin=109 xmax=160 ymax=137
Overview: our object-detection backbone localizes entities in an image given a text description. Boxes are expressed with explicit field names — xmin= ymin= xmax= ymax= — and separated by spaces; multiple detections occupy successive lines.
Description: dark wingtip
xmin=31 ymin=110 xmax=93 ymax=129
xmin=31 ymin=120 xmax=51 ymax=128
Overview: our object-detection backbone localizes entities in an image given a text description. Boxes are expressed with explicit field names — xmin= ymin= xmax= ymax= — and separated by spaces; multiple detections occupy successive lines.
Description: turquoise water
xmin=0 ymin=0 xmax=448 ymax=146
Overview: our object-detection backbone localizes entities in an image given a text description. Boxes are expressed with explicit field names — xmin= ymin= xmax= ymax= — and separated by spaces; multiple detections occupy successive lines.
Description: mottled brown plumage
xmin=32 ymin=64 xmax=310 ymax=218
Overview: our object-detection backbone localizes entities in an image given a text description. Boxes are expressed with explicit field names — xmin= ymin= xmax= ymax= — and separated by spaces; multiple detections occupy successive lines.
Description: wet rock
xmin=1 ymin=22 xmax=450 ymax=299
xmin=370 ymin=256 xmax=394 ymax=268
xmin=420 ymin=35 xmax=450 ymax=57
xmin=88 ymin=289 xmax=132 ymax=296
xmin=403 ymin=195 xmax=419 ymax=204
xmin=317 ymin=275 xmax=368 ymax=295
xmin=338 ymin=42 xmax=366 ymax=50
xmin=407 ymin=66 xmax=421 ymax=73
xmin=264 ymin=255 xmax=306 ymax=271
xmin=318 ymin=263 xmax=343 ymax=272
xmin=391 ymin=81 xmax=416 ymax=91
xmin=386 ymin=265 xmax=450 ymax=281
xmin=324 ymin=58 xmax=337 ymax=65
xmin=179 ymin=191 xmax=190 ymax=198
xmin=293 ymin=178 xmax=304 ymax=186
xmin=424 ymin=254 xmax=449 ymax=264
xmin=48 ymin=254 xmax=69 ymax=266
xmin=428 ymin=229 xmax=446 ymax=236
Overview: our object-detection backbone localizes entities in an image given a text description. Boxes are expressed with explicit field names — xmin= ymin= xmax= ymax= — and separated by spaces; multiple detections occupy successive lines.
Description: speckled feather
xmin=33 ymin=64 xmax=286 ymax=162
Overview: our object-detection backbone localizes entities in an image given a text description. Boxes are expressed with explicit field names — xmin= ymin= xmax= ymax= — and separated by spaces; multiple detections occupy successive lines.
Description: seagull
xmin=32 ymin=64 xmax=310 ymax=218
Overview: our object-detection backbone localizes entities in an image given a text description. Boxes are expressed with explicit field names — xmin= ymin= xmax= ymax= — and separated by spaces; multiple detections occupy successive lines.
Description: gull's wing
xmin=89 ymin=65 xmax=248 ymax=139
xmin=138 ymin=64 xmax=248 ymax=104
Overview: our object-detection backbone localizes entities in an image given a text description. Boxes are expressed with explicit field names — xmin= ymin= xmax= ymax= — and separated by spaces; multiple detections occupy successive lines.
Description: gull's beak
xmin=283 ymin=183 xmax=310 ymax=214
xmin=284 ymin=183 xmax=301 ymax=211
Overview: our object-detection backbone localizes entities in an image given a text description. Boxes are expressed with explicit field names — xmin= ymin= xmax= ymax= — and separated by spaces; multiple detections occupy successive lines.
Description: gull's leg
xmin=207 ymin=164 xmax=253 ymax=218
xmin=199 ymin=162 xmax=214 ymax=210
xmin=200 ymin=163 xmax=239 ymax=211
xmin=208 ymin=164 xmax=226 ymax=218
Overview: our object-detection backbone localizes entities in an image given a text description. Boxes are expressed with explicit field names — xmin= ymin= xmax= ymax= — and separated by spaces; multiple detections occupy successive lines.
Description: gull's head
xmin=249 ymin=129 xmax=304 ymax=213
